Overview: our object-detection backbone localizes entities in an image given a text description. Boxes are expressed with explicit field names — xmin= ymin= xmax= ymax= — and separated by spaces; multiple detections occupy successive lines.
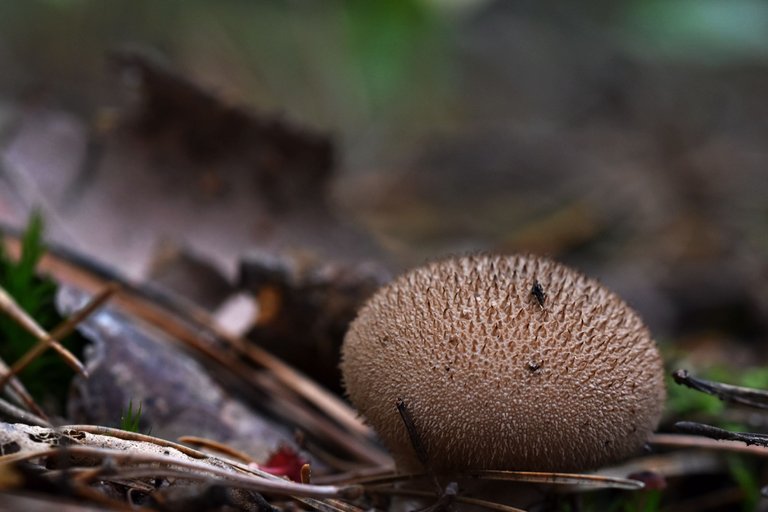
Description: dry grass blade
xmin=297 ymin=498 xmax=369 ymax=512
xmin=674 ymin=422 xmax=768 ymax=448
xmin=673 ymin=369 xmax=768 ymax=409
xmin=251 ymin=366 xmax=391 ymax=467
xmin=650 ymin=433 xmax=768 ymax=457
xmin=236 ymin=340 xmax=373 ymax=438
xmin=450 ymin=496 xmax=529 ymax=512
xmin=0 ymin=396 xmax=49 ymax=426
xmin=313 ymin=465 xmax=397 ymax=485
xmin=177 ymin=435 xmax=256 ymax=464
xmin=0 ymin=283 xmax=95 ymax=389
xmin=167 ymin=326 xmax=390 ymax=466
xmin=1 ymin=282 xmax=117 ymax=386
xmin=49 ymin=282 xmax=119 ymax=341
xmin=0 ymin=357 xmax=48 ymax=421
xmin=95 ymin=315 xmax=386 ymax=467
xmin=335 ymin=469 xmax=643 ymax=491
xmin=151 ymin=288 xmax=373 ymax=440
xmin=460 ymin=469 xmax=645 ymax=490
xmin=300 ymin=437 xmax=389 ymax=474
xmin=598 ymin=450 xmax=725 ymax=482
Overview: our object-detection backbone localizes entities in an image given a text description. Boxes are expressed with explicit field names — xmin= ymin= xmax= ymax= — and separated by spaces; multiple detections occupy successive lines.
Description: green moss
xmin=120 ymin=399 xmax=143 ymax=433
xmin=0 ymin=212 xmax=87 ymax=412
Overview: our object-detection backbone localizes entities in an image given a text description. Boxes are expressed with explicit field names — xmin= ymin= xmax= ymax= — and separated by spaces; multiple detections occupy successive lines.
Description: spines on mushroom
xmin=341 ymin=253 xmax=666 ymax=473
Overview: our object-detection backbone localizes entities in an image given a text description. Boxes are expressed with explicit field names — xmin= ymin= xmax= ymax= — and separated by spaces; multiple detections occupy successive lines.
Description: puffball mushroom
xmin=341 ymin=254 xmax=665 ymax=473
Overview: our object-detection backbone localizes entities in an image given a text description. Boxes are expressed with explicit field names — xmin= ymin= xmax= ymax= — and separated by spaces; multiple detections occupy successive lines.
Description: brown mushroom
xmin=341 ymin=254 xmax=665 ymax=473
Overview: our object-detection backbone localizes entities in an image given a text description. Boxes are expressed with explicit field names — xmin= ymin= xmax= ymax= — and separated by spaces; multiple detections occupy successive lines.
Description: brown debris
xmin=146 ymin=239 xmax=234 ymax=311
xmin=240 ymin=252 xmax=388 ymax=393
xmin=110 ymin=47 xmax=335 ymax=213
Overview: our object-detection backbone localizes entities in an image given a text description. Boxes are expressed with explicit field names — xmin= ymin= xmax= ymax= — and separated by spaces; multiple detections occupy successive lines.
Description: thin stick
xmin=313 ymin=465 xmax=397 ymax=485
xmin=0 ymin=285 xmax=85 ymax=377
xmin=182 ymin=338 xmax=390 ymax=466
xmin=0 ymin=282 xmax=115 ymax=393
xmin=3 ymin=282 xmax=117 ymax=385
xmin=349 ymin=469 xmax=644 ymax=491
xmin=50 ymin=282 xmax=119 ymax=341
xmin=461 ymin=469 xmax=644 ymax=490
xmin=0 ymin=356 xmax=48 ymax=420
xmin=396 ymin=398 xmax=430 ymax=469
xmin=104 ymin=263 xmax=372 ymax=440
xmin=673 ymin=369 xmax=768 ymax=409
xmin=178 ymin=435 xmax=256 ymax=464
xmin=650 ymin=433 xmax=768 ymax=456
xmin=237 ymin=341 xmax=373 ymax=438
xmin=299 ymin=437 xmax=380 ymax=474
xmin=0 ymin=396 xmax=49 ymax=426
xmin=396 ymin=398 xmax=444 ymax=496
xmin=674 ymin=422 xmax=768 ymax=448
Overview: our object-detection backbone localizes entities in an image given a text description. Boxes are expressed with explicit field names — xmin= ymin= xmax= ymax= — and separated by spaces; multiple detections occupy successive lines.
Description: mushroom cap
xmin=341 ymin=254 xmax=666 ymax=473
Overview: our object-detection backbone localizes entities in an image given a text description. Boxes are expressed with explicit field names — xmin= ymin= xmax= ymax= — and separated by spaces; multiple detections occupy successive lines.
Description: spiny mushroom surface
xmin=341 ymin=254 xmax=665 ymax=473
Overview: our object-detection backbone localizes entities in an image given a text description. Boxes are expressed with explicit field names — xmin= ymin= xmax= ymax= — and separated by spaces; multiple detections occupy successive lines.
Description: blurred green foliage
xmin=4 ymin=0 xmax=764 ymax=172
xmin=341 ymin=1 xmax=447 ymax=110
xmin=568 ymin=488 xmax=661 ymax=512
xmin=727 ymin=454 xmax=761 ymax=512
xmin=624 ymin=0 xmax=768 ymax=62
xmin=0 ymin=0 xmax=455 ymax=159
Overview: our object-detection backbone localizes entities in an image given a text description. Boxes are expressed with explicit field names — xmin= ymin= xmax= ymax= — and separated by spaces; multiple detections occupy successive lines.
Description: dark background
xmin=1 ymin=0 xmax=767 ymax=364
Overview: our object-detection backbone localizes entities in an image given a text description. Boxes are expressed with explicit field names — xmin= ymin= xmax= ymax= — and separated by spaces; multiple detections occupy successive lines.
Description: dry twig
xmin=0 ymin=285 xmax=86 ymax=380
xmin=673 ymin=369 xmax=768 ymax=409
